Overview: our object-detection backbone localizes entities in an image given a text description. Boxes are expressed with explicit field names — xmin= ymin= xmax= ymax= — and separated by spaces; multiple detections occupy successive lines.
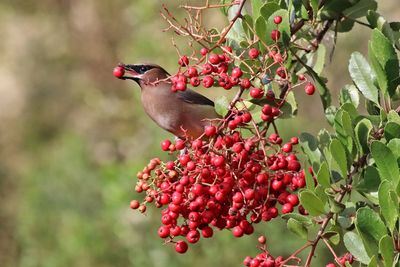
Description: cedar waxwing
xmin=120 ymin=64 xmax=219 ymax=139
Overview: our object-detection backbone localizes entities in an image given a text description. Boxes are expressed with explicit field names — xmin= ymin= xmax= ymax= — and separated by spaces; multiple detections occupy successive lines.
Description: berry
xmin=202 ymin=76 xmax=214 ymax=88
xmin=175 ymin=240 xmax=188 ymax=253
xmin=187 ymin=67 xmax=198 ymax=77
xmin=248 ymin=48 xmax=260 ymax=59
xmin=298 ymin=73 xmax=305 ymax=80
xmin=282 ymin=203 xmax=293 ymax=214
xmin=271 ymin=30 xmax=281 ymax=41
xmin=305 ymin=82 xmax=316 ymax=95
xmin=290 ymin=137 xmax=299 ymax=144
xmin=178 ymin=55 xmax=189 ymax=66
xmin=282 ymin=143 xmax=292 ymax=153
xmin=130 ymin=200 xmax=140 ymax=209
xmin=240 ymin=78 xmax=251 ymax=89
xmin=204 ymin=125 xmax=217 ymax=137
xmin=232 ymin=226 xmax=244 ymax=237
xmin=113 ymin=66 xmax=125 ymax=78
xmin=273 ymin=16 xmax=282 ymax=24
xmin=258 ymin=235 xmax=267 ymax=244
xmin=190 ymin=77 xmax=200 ymax=87
xmin=250 ymin=88 xmax=264 ymax=99
xmin=231 ymin=67 xmax=243 ymax=78
xmin=200 ymin=47 xmax=209 ymax=56
xmin=325 ymin=264 xmax=336 ymax=267
xmin=209 ymin=53 xmax=220 ymax=64
xmin=161 ymin=139 xmax=171 ymax=151
xmin=158 ymin=226 xmax=170 ymax=238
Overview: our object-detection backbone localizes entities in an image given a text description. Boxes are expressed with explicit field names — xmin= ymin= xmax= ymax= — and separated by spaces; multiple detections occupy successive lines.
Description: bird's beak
xmin=121 ymin=64 xmax=143 ymax=82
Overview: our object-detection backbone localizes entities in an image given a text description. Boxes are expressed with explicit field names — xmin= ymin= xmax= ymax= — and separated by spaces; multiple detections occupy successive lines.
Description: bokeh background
xmin=0 ymin=1 xmax=398 ymax=266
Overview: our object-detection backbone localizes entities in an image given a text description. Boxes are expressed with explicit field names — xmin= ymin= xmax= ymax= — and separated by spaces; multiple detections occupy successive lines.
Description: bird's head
xmin=120 ymin=64 xmax=170 ymax=86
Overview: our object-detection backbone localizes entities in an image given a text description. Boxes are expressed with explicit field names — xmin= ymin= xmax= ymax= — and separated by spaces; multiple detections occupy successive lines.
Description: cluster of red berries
xmin=131 ymin=125 xmax=306 ymax=253
xmin=242 ymin=235 xmax=286 ymax=267
xmin=326 ymin=253 xmax=354 ymax=267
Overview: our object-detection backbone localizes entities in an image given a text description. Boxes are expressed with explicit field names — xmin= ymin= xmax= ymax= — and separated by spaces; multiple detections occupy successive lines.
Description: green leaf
xmin=320 ymin=0 xmax=352 ymax=19
xmin=299 ymin=133 xmax=323 ymax=170
xmin=325 ymin=106 xmax=338 ymax=126
xmin=287 ymin=218 xmax=308 ymax=240
xmin=260 ymin=3 xmax=281 ymax=21
xmin=355 ymin=118 xmax=373 ymax=155
xmin=281 ymin=213 xmax=313 ymax=226
xmin=304 ymin=166 xmax=315 ymax=190
xmin=343 ymin=232 xmax=371 ymax=264
xmin=214 ymin=96 xmax=230 ymax=116
xmin=299 ymin=190 xmax=327 ymax=216
xmin=340 ymin=84 xmax=360 ymax=107
xmin=251 ymin=0 xmax=263 ymax=19
xmin=349 ymin=52 xmax=379 ymax=105
xmin=241 ymin=15 xmax=254 ymax=40
xmin=316 ymin=162 xmax=330 ymax=188
xmin=379 ymin=235 xmax=394 ymax=267
xmin=387 ymin=110 xmax=400 ymax=124
xmin=370 ymin=29 xmax=400 ymax=97
xmin=355 ymin=207 xmax=387 ymax=257
xmin=378 ymin=181 xmax=399 ymax=232
xmin=329 ymin=139 xmax=348 ymax=179
xmin=342 ymin=0 xmax=377 ymax=19
xmin=226 ymin=4 xmax=247 ymax=45
xmin=313 ymin=44 xmax=326 ymax=75
xmin=371 ymin=141 xmax=399 ymax=187
xmin=334 ymin=109 xmax=354 ymax=156
xmin=387 ymin=138 xmax=400 ymax=161
xmin=329 ymin=198 xmax=346 ymax=214
xmin=384 ymin=122 xmax=400 ymax=141
xmin=255 ymin=16 xmax=267 ymax=45
xmin=322 ymin=231 xmax=340 ymax=245
xmin=356 ymin=166 xmax=380 ymax=193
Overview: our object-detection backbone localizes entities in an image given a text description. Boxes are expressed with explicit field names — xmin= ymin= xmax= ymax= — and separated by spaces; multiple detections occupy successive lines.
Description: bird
xmin=118 ymin=63 xmax=219 ymax=139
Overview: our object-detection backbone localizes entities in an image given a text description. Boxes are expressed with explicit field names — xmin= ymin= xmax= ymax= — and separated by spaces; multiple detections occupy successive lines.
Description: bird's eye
xmin=140 ymin=66 xmax=148 ymax=73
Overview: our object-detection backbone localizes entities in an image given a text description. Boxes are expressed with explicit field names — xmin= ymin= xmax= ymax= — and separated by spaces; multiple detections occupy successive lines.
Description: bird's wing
xmin=176 ymin=89 xmax=214 ymax=107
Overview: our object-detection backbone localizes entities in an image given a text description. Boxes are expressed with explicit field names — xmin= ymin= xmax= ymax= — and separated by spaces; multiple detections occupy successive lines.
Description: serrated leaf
xmin=329 ymin=139 xmax=348 ymax=179
xmin=299 ymin=190 xmax=327 ymax=216
xmin=299 ymin=133 xmax=323 ymax=170
xmin=323 ymin=231 xmax=340 ymax=245
xmin=356 ymin=207 xmax=387 ymax=257
xmin=370 ymin=29 xmax=400 ymax=97
xmin=214 ymin=96 xmax=230 ymax=116
xmin=343 ymin=0 xmax=377 ymax=19
xmin=355 ymin=118 xmax=373 ymax=155
xmin=349 ymin=52 xmax=379 ymax=105
xmin=316 ymin=162 xmax=330 ymax=188
xmin=379 ymin=235 xmax=394 ymax=267
xmin=343 ymin=232 xmax=371 ymax=264
xmin=281 ymin=213 xmax=313 ymax=226
xmin=378 ymin=181 xmax=399 ymax=232
xmin=287 ymin=218 xmax=308 ymax=240
xmin=371 ymin=141 xmax=399 ymax=188
xmin=340 ymin=84 xmax=360 ymax=107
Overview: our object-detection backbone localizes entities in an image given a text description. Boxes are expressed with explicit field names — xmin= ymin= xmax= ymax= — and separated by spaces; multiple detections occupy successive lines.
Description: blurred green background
xmin=0 ymin=1 xmax=398 ymax=266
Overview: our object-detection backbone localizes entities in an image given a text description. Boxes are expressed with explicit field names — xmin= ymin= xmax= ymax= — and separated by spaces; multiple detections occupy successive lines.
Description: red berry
xmin=248 ymin=48 xmax=259 ymax=59
xmin=305 ymin=82 xmax=316 ymax=95
xmin=178 ymin=55 xmax=189 ymax=66
xmin=161 ymin=139 xmax=171 ymax=151
xmin=175 ymin=240 xmax=188 ymax=253
xmin=250 ymin=88 xmax=264 ymax=98
xmin=175 ymin=81 xmax=187 ymax=91
xmin=113 ymin=66 xmax=125 ymax=78
xmin=240 ymin=78 xmax=251 ymax=89
xmin=282 ymin=143 xmax=292 ymax=153
xmin=200 ymin=47 xmax=209 ymax=56
xmin=290 ymin=137 xmax=299 ymax=144
xmin=231 ymin=67 xmax=243 ymax=78
xmin=158 ymin=226 xmax=170 ymax=238
xmin=209 ymin=53 xmax=220 ymax=64
xmin=130 ymin=200 xmax=140 ymax=209
xmin=298 ymin=73 xmax=305 ymax=80
xmin=190 ymin=77 xmax=200 ymax=87
xmin=232 ymin=226 xmax=244 ymax=237
xmin=187 ymin=67 xmax=198 ymax=77
xmin=262 ymin=104 xmax=272 ymax=115
xmin=282 ymin=203 xmax=293 ymax=214
xmin=286 ymin=194 xmax=299 ymax=206
xmin=204 ymin=125 xmax=217 ymax=137
xmin=202 ymin=76 xmax=214 ymax=88
xmin=202 ymin=63 xmax=213 ymax=75
xmin=274 ymin=15 xmax=282 ymax=24
xmin=201 ymin=226 xmax=213 ymax=238
xmin=241 ymin=112 xmax=252 ymax=123
xmin=271 ymin=30 xmax=281 ymax=41
xmin=325 ymin=264 xmax=336 ymax=267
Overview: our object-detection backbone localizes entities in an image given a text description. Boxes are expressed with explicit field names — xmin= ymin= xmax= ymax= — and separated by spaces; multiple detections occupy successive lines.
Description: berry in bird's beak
xmin=113 ymin=65 xmax=125 ymax=79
